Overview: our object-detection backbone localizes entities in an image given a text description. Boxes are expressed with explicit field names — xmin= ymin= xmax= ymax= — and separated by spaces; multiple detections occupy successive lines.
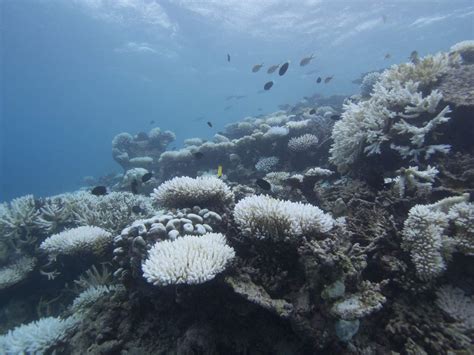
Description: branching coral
xmin=436 ymin=285 xmax=474 ymax=330
xmin=142 ymin=233 xmax=235 ymax=286
xmin=151 ymin=176 xmax=234 ymax=209
xmin=233 ymin=195 xmax=334 ymax=241
xmin=288 ymin=134 xmax=319 ymax=152
xmin=0 ymin=256 xmax=36 ymax=290
xmin=385 ymin=165 xmax=438 ymax=197
xmin=71 ymin=285 xmax=123 ymax=312
xmin=0 ymin=195 xmax=41 ymax=244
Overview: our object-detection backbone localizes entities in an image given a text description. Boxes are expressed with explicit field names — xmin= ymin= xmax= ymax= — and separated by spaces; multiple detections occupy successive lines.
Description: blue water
xmin=2 ymin=0 xmax=473 ymax=201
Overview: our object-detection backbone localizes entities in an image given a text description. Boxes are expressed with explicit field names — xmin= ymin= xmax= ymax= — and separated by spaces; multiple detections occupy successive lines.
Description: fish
xmin=217 ymin=165 xmax=223 ymax=178
xmin=193 ymin=152 xmax=204 ymax=159
xmin=131 ymin=180 xmax=138 ymax=194
xmin=409 ymin=50 xmax=419 ymax=64
xmin=132 ymin=205 xmax=143 ymax=214
xmin=384 ymin=53 xmax=391 ymax=59
xmin=150 ymin=120 xmax=155 ymax=124
xmin=316 ymin=77 xmax=322 ymax=83
xmin=263 ymin=81 xmax=274 ymax=91
xmin=324 ymin=76 xmax=333 ymax=83
xmin=267 ymin=64 xmax=280 ymax=74
xmin=91 ymin=186 xmax=107 ymax=196
xmin=256 ymin=178 xmax=271 ymax=190
xmin=257 ymin=107 xmax=262 ymax=111
xmin=207 ymin=121 xmax=213 ymax=128
xmin=330 ymin=114 xmax=341 ymax=121
xmin=278 ymin=62 xmax=289 ymax=76
xmin=227 ymin=53 xmax=231 ymax=62
xmin=309 ymin=108 xmax=316 ymax=115
xmin=300 ymin=54 xmax=314 ymax=66
xmin=252 ymin=63 xmax=264 ymax=72
xmin=141 ymin=172 xmax=153 ymax=183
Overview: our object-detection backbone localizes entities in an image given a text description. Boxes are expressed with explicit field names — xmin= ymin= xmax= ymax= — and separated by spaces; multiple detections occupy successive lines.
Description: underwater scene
xmin=1 ymin=0 xmax=474 ymax=354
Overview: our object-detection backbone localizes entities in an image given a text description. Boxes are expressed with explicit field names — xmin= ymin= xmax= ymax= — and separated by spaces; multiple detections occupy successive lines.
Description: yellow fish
xmin=217 ymin=165 xmax=223 ymax=178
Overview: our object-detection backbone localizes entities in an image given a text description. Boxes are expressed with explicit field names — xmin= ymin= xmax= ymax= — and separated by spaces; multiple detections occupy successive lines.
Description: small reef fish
xmin=141 ymin=172 xmax=153 ymax=183
xmin=384 ymin=53 xmax=391 ymax=59
xmin=410 ymin=50 xmax=420 ymax=64
xmin=316 ymin=77 xmax=322 ymax=83
xmin=227 ymin=53 xmax=231 ymax=62
xmin=267 ymin=64 xmax=280 ymax=74
xmin=299 ymin=54 xmax=314 ymax=66
xmin=207 ymin=121 xmax=213 ymax=128
xmin=256 ymin=178 xmax=271 ymax=190
xmin=278 ymin=62 xmax=289 ymax=76
xmin=91 ymin=186 xmax=107 ymax=196
xmin=217 ymin=165 xmax=223 ymax=178
xmin=193 ymin=152 xmax=204 ymax=159
xmin=324 ymin=76 xmax=333 ymax=83
xmin=309 ymin=108 xmax=316 ymax=115
xmin=132 ymin=205 xmax=143 ymax=214
xmin=131 ymin=180 xmax=138 ymax=194
xmin=252 ymin=63 xmax=264 ymax=72
xmin=264 ymin=81 xmax=274 ymax=91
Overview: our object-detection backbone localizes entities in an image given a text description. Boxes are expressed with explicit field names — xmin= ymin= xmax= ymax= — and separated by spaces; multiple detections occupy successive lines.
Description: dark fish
xmin=227 ymin=53 xmax=231 ymax=62
xmin=267 ymin=64 xmax=279 ymax=74
xmin=309 ymin=108 xmax=316 ymax=115
xmin=150 ymin=120 xmax=155 ymax=124
xmin=330 ymin=114 xmax=341 ymax=120
xmin=207 ymin=121 xmax=213 ymax=128
xmin=193 ymin=152 xmax=204 ymax=159
xmin=316 ymin=77 xmax=322 ymax=83
xmin=131 ymin=180 xmax=138 ymax=194
xmin=263 ymin=81 xmax=274 ymax=91
xmin=132 ymin=205 xmax=143 ymax=214
xmin=256 ymin=178 xmax=271 ymax=190
xmin=324 ymin=76 xmax=333 ymax=83
xmin=278 ymin=62 xmax=289 ymax=76
xmin=141 ymin=172 xmax=153 ymax=183
xmin=299 ymin=54 xmax=314 ymax=66
xmin=384 ymin=53 xmax=391 ymax=59
xmin=91 ymin=186 xmax=107 ymax=196
xmin=409 ymin=50 xmax=419 ymax=64
xmin=252 ymin=63 xmax=264 ymax=72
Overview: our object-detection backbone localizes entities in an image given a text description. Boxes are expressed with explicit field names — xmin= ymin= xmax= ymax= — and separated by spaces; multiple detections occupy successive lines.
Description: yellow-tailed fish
xmin=217 ymin=165 xmax=223 ymax=178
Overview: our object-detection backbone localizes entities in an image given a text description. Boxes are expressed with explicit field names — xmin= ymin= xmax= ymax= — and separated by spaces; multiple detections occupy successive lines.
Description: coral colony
xmin=0 ymin=43 xmax=473 ymax=354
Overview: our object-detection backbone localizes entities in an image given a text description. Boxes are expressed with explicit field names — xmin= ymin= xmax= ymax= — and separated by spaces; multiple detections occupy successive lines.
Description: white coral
xmin=234 ymin=195 xmax=334 ymax=241
xmin=386 ymin=165 xmax=438 ymax=197
xmin=436 ymin=285 xmax=474 ymax=330
xmin=151 ymin=176 xmax=234 ymax=208
xmin=255 ymin=156 xmax=279 ymax=172
xmin=288 ymin=134 xmax=319 ymax=152
xmin=142 ymin=233 xmax=235 ymax=286
xmin=40 ymin=226 xmax=112 ymax=257
xmin=0 ymin=195 xmax=40 ymax=241
xmin=0 ymin=316 xmax=80 ymax=354
xmin=0 ymin=256 xmax=36 ymax=290
xmin=71 ymin=285 xmax=123 ymax=312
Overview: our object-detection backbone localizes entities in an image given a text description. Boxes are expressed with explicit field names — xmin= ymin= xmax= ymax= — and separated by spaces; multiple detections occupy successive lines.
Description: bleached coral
xmin=142 ymin=233 xmax=235 ymax=286
xmin=112 ymin=132 xmax=133 ymax=149
xmin=0 ymin=256 xmax=36 ymax=290
xmin=288 ymin=134 xmax=319 ymax=152
xmin=385 ymin=165 xmax=438 ymax=197
xmin=255 ymin=156 xmax=279 ymax=172
xmin=305 ymin=167 xmax=334 ymax=177
xmin=401 ymin=194 xmax=471 ymax=281
xmin=0 ymin=195 xmax=40 ymax=242
xmin=71 ymin=285 xmax=123 ymax=312
xmin=360 ymin=72 xmax=381 ymax=98
xmin=233 ymin=195 xmax=334 ymax=241
xmin=40 ymin=226 xmax=112 ymax=257
xmin=436 ymin=285 xmax=474 ymax=330
xmin=184 ymin=137 xmax=204 ymax=147
xmin=448 ymin=202 xmax=474 ymax=255
xmin=0 ymin=316 xmax=80 ymax=354
xmin=262 ymin=126 xmax=289 ymax=139
xmin=450 ymin=40 xmax=474 ymax=63
xmin=151 ymin=176 xmax=234 ymax=209
xmin=129 ymin=156 xmax=153 ymax=167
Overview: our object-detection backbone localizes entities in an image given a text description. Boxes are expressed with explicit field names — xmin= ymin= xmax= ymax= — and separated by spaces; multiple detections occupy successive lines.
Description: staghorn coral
xmin=151 ymin=176 xmax=234 ymax=209
xmin=0 ymin=195 xmax=41 ymax=244
xmin=385 ymin=165 xmax=438 ymax=198
xmin=40 ymin=226 xmax=113 ymax=258
xmin=233 ymin=195 xmax=334 ymax=241
xmin=142 ymin=233 xmax=235 ymax=286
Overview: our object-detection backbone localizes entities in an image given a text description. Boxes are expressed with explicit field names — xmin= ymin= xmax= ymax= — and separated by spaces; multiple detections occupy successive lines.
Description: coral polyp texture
xmin=233 ymin=195 xmax=335 ymax=241
xmin=150 ymin=176 xmax=234 ymax=209
xmin=142 ymin=233 xmax=235 ymax=286
xmin=288 ymin=133 xmax=319 ymax=152
xmin=0 ymin=256 xmax=36 ymax=290
xmin=40 ymin=226 xmax=113 ymax=257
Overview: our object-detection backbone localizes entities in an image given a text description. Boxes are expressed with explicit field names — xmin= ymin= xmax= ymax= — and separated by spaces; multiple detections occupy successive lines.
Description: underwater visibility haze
xmin=0 ymin=0 xmax=474 ymax=354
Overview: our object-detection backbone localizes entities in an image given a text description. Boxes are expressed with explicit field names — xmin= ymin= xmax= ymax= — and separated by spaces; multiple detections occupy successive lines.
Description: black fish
xmin=91 ymin=186 xmax=107 ymax=196
xmin=193 ymin=152 xmax=204 ymax=159
xmin=330 ymin=114 xmax=341 ymax=121
xmin=264 ymin=81 xmax=274 ymax=91
xmin=132 ymin=205 xmax=143 ymax=214
xmin=256 ymin=178 xmax=271 ymax=190
xmin=227 ymin=53 xmax=231 ymax=62
xmin=324 ymin=76 xmax=333 ymax=83
xmin=316 ymin=77 xmax=322 ymax=83
xmin=309 ymin=108 xmax=316 ymax=115
xmin=278 ymin=62 xmax=289 ymax=76
xmin=207 ymin=121 xmax=213 ymax=128
xmin=141 ymin=172 xmax=153 ymax=183
xmin=131 ymin=180 xmax=138 ymax=194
